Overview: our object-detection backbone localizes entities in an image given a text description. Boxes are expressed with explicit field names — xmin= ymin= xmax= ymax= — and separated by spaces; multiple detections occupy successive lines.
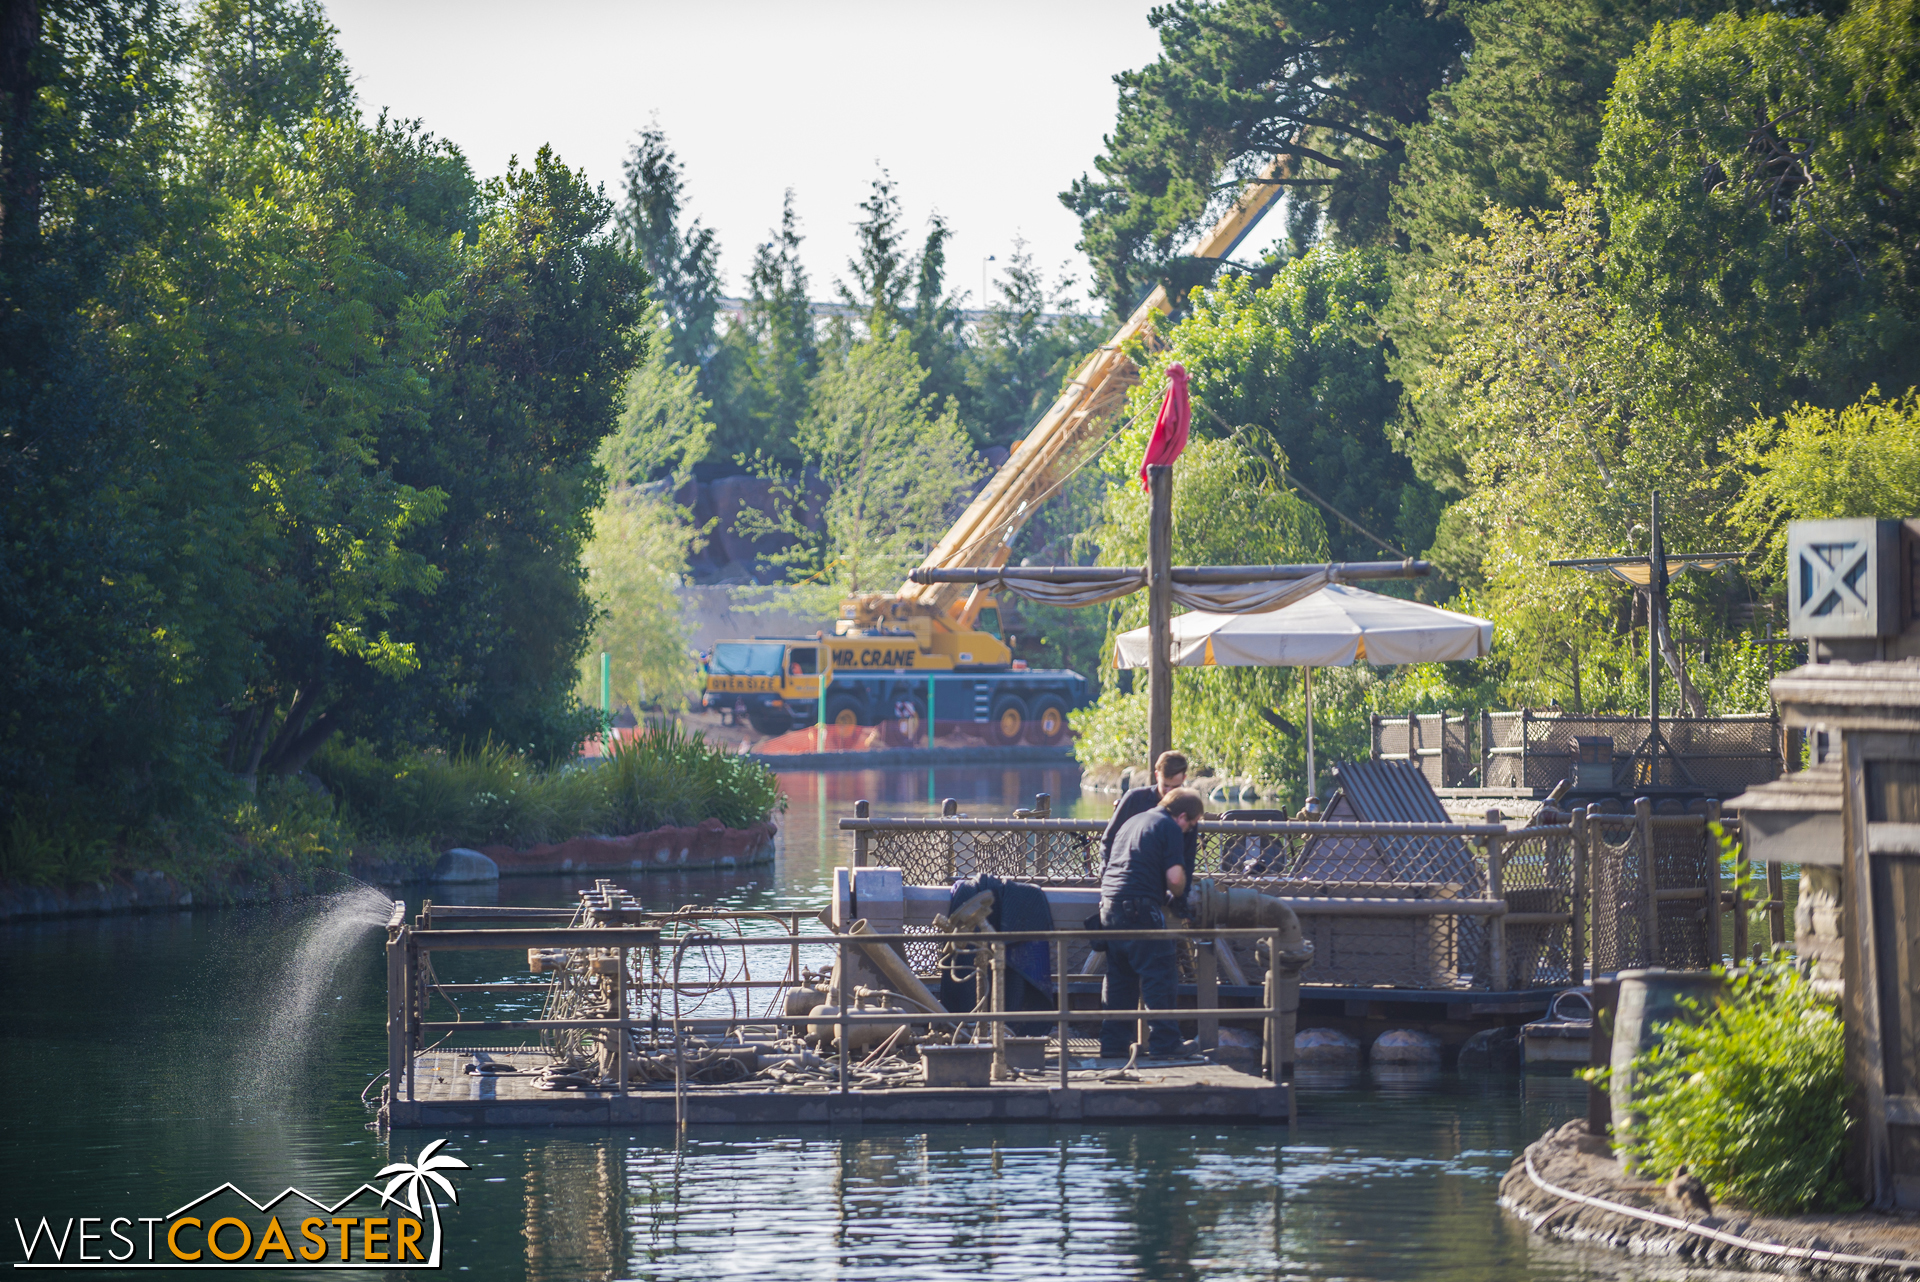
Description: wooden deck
xmin=384 ymin=1050 xmax=1292 ymax=1128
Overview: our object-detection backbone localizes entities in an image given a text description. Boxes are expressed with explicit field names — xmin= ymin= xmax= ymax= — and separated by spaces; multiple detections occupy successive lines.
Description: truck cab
xmin=704 ymin=639 xmax=831 ymax=736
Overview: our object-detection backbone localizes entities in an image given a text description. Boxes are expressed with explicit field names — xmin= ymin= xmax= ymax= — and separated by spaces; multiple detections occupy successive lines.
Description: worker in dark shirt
xmin=1100 ymin=750 xmax=1197 ymax=888
xmin=1098 ymin=787 xmax=1204 ymax=1059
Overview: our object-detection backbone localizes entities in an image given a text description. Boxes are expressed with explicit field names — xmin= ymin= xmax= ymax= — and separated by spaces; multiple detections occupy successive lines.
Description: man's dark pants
xmin=1099 ymin=895 xmax=1181 ymax=1057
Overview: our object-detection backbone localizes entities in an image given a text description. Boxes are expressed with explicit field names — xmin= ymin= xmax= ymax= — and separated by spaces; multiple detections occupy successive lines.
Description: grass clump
xmin=313 ymin=725 xmax=783 ymax=851
xmin=1593 ymin=959 xmax=1854 ymax=1215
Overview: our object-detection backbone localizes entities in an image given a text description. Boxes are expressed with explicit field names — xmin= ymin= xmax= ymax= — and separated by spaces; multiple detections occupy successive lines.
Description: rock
xmin=432 ymin=848 xmax=499 ymax=883
xmin=1371 ymin=1028 xmax=1444 ymax=1066
xmin=1457 ymin=1025 xmax=1524 ymax=1072
xmin=1294 ymin=1027 xmax=1362 ymax=1065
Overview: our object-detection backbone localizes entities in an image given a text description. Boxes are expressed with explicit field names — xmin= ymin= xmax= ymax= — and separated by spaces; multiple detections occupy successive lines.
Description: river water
xmin=0 ymin=766 xmax=1747 ymax=1279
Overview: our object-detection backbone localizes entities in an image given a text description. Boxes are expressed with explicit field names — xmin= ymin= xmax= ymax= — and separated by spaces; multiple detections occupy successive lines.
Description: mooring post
xmin=1147 ymin=462 xmax=1173 ymax=766
xmin=1485 ymin=809 xmax=1507 ymax=991
xmin=1636 ymin=796 xmax=1661 ymax=967
xmin=836 ymin=936 xmax=850 ymax=1095
xmin=1571 ymin=806 xmax=1588 ymax=985
xmin=990 ymin=941 xmax=1008 ymax=1080
xmin=1704 ymin=799 xmax=1724 ymax=965
xmin=1766 ymin=857 xmax=1787 ymax=950
xmin=1195 ymin=937 xmax=1219 ymax=1051
xmin=1056 ymin=931 xmax=1071 ymax=1092
xmin=1264 ymin=928 xmax=1282 ymax=1083
xmin=385 ymin=903 xmax=408 ymax=1118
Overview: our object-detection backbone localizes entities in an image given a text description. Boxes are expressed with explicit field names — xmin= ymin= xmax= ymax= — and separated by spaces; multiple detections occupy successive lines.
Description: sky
xmin=324 ymin=1 xmax=1169 ymax=309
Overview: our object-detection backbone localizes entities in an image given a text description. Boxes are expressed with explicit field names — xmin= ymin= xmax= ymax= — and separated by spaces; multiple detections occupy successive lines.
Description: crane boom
xmin=898 ymin=155 xmax=1292 ymax=616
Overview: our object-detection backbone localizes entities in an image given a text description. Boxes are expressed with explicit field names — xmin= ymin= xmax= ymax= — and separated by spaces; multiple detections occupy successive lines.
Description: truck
xmin=702 ymin=157 xmax=1293 ymax=749
xmin=702 ymin=597 xmax=1093 ymax=745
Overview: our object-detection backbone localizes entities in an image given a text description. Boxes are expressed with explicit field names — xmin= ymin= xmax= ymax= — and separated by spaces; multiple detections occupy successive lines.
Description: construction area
xmin=376 ymin=750 xmax=1771 ymax=1128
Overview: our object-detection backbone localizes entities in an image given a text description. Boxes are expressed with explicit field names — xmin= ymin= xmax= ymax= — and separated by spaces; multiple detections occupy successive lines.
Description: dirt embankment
xmin=1503 ymin=1121 xmax=1920 ymax=1279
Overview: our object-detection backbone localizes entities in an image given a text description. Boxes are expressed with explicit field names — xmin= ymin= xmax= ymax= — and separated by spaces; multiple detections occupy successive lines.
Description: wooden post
xmin=1147 ymin=463 xmax=1174 ymax=766
xmin=1571 ymin=807 xmax=1588 ymax=986
xmin=991 ymin=941 xmax=1008 ymax=1080
xmin=853 ymin=799 xmax=870 ymax=868
xmin=1732 ymin=812 xmax=1751 ymax=967
xmin=1767 ymin=859 xmax=1788 ymax=950
xmin=614 ymin=946 xmax=629 ymax=1097
xmin=1481 ymin=709 xmax=1494 ymax=787
xmin=1057 ymin=929 xmax=1071 ymax=1091
xmin=1636 ymin=797 xmax=1661 ymax=967
xmin=1705 ymin=800 xmax=1723 ymax=967
xmin=385 ymin=911 xmax=408 ymax=1116
xmin=1264 ymin=929 xmax=1283 ymax=1082
xmin=1196 ymin=938 xmax=1220 ymax=1050
xmin=1486 ymin=808 xmax=1507 ymax=991
xmin=1647 ymin=492 xmax=1665 ymax=788
xmin=1408 ymin=711 xmax=1420 ymax=780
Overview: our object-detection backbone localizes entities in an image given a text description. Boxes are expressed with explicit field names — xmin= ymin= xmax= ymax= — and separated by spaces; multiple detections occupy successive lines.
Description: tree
xmin=1107 ymin=246 xmax=1434 ymax=562
xmin=602 ymin=304 xmax=716 ymax=491
xmin=1730 ymin=387 xmax=1920 ymax=576
xmin=1403 ymin=191 xmax=1734 ymax=713
xmin=615 ymin=123 xmax=721 ymax=372
xmin=578 ymin=489 xmax=696 ymax=713
xmin=1063 ymin=0 xmax=1470 ymax=313
xmin=189 ymin=0 xmax=353 ymax=134
xmin=1597 ymin=2 xmax=1920 ymax=416
xmin=966 ymin=240 xmax=1108 ymax=447
xmin=750 ymin=333 xmax=982 ymax=613
xmin=707 ymin=190 xmax=816 ymax=466
xmin=1391 ymin=0 xmax=1738 ymax=251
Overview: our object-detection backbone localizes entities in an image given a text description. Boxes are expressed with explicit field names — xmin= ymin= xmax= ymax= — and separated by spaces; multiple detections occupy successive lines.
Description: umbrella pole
xmin=1304 ymin=666 xmax=1316 ymax=807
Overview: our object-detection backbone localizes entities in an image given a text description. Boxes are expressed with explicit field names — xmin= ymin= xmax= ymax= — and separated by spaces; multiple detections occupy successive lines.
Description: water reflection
xmin=3 ymin=763 xmax=1662 ymax=1280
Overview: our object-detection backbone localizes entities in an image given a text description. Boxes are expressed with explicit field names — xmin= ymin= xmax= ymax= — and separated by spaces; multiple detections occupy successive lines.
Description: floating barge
xmin=379 ymin=881 xmax=1303 ymax=1130
xmin=377 ymin=783 xmax=1737 ymax=1126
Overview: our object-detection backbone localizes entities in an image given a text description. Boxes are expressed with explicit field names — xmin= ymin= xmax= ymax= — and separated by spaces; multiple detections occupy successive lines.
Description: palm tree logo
xmin=377 ymin=1138 xmax=470 ymax=1267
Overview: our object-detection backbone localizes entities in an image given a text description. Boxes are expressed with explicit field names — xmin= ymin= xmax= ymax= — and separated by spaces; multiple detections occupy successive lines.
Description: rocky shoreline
xmin=1502 ymin=1121 xmax=1920 ymax=1278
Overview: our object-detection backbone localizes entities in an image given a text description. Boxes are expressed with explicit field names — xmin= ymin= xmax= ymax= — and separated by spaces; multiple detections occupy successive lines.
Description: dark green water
xmin=0 ymin=767 xmax=1736 ymax=1279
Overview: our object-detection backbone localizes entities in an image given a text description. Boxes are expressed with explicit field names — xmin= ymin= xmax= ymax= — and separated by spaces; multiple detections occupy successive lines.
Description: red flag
xmin=1139 ymin=362 xmax=1191 ymax=491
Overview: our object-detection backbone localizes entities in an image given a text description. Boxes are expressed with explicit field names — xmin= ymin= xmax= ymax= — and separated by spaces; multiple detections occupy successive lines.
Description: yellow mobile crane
xmin=703 ymin=161 xmax=1290 ymax=742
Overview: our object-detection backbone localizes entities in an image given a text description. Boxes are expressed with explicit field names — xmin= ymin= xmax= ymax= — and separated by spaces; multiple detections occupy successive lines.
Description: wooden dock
xmin=387 ymin=1049 xmax=1290 ymax=1128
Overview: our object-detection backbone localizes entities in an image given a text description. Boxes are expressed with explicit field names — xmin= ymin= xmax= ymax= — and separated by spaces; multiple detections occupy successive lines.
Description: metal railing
xmin=381 ymin=905 xmax=1303 ymax=1130
xmin=840 ymin=812 xmax=1576 ymax=991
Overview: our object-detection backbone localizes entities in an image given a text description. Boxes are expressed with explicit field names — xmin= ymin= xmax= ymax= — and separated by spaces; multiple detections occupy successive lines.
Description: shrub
xmin=1598 ymin=960 xmax=1854 ymax=1214
xmin=312 ymin=726 xmax=783 ymax=850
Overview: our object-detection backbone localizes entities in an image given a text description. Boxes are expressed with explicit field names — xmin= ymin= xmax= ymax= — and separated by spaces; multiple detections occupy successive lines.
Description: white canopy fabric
xmin=1113 ymin=584 xmax=1493 ymax=669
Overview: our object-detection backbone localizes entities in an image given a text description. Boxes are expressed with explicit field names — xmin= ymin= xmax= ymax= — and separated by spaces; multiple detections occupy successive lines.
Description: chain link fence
xmin=1370 ymin=713 xmax=1475 ymax=788
xmin=847 ymin=817 xmax=1567 ymax=990
xmin=1480 ymin=710 xmax=1780 ymax=792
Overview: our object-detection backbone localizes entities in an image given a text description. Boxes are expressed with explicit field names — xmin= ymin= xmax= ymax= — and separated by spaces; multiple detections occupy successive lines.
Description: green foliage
xmin=965 ymin=242 xmax=1108 ymax=448
xmin=1598 ymin=2 xmax=1920 ymax=409
xmin=1127 ymin=246 xmax=1432 ymax=561
xmin=615 ymin=124 xmax=722 ymax=373
xmin=1393 ymin=0 xmax=1735 ymax=250
xmin=2 ymin=0 xmax=649 ymax=862
xmin=706 ymin=192 xmax=818 ymax=466
xmin=578 ymin=490 xmax=698 ymax=713
xmin=1593 ymin=961 xmax=1854 ymax=1214
xmin=597 ymin=722 xmax=786 ymax=833
xmin=1063 ymin=0 xmax=1470 ymax=311
xmin=749 ymin=332 xmax=983 ymax=609
xmin=1730 ymin=387 xmax=1920 ymax=577
xmin=313 ymin=729 xmax=782 ymax=850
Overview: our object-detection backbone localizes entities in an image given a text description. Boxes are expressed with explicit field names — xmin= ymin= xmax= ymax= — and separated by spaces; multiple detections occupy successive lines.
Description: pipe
xmin=847 ymin=919 xmax=949 ymax=1019
xmin=1190 ymin=879 xmax=1310 ymax=957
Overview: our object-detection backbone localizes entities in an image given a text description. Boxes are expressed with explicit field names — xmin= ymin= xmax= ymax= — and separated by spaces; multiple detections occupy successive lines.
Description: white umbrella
xmin=1114 ymin=584 xmax=1494 ymax=799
